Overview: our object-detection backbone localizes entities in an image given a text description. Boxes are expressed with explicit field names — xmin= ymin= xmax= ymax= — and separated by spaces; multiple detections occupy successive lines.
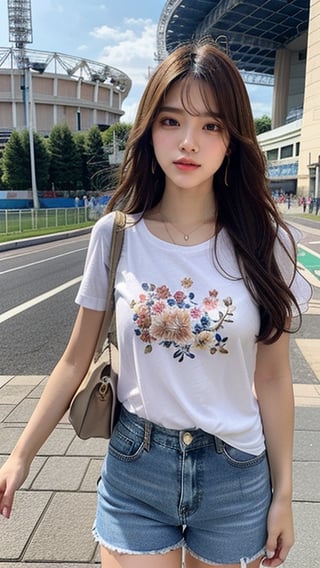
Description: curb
xmin=0 ymin=227 xmax=92 ymax=252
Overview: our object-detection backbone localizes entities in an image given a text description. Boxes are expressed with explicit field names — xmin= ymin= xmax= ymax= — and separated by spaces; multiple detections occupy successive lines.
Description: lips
xmin=174 ymin=158 xmax=200 ymax=166
xmin=173 ymin=158 xmax=201 ymax=171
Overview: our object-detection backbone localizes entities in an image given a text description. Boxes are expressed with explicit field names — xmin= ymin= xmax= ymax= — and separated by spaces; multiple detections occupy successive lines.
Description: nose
xmin=179 ymin=128 xmax=198 ymax=153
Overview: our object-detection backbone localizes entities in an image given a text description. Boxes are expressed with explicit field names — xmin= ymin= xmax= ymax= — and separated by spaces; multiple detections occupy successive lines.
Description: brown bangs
xmin=159 ymin=74 xmax=226 ymax=127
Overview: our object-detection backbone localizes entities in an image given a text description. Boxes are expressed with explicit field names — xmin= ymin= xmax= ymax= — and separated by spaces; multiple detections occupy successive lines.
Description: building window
xmin=296 ymin=142 xmax=300 ymax=156
xmin=280 ymin=145 xmax=293 ymax=159
xmin=266 ymin=148 xmax=278 ymax=161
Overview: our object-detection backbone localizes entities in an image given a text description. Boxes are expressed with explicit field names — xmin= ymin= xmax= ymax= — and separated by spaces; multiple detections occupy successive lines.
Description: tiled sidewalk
xmin=0 ymin=371 xmax=320 ymax=567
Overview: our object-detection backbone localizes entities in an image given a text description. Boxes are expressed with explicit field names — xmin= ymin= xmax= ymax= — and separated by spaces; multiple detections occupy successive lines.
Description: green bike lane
xmin=298 ymin=245 xmax=320 ymax=282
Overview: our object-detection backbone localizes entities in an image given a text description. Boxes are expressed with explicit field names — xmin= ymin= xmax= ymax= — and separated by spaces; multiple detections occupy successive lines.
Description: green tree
xmin=1 ymin=130 xmax=29 ymax=191
xmin=48 ymin=123 xmax=81 ymax=193
xmin=102 ymin=122 xmax=132 ymax=152
xmin=86 ymin=126 xmax=106 ymax=191
xmin=74 ymin=132 xmax=90 ymax=192
xmin=20 ymin=129 xmax=50 ymax=192
xmin=254 ymin=115 xmax=272 ymax=135
xmin=0 ymin=154 xmax=6 ymax=190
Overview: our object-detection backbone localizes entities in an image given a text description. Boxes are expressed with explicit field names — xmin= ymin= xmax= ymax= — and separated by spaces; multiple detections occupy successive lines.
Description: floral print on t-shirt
xmin=131 ymin=277 xmax=235 ymax=362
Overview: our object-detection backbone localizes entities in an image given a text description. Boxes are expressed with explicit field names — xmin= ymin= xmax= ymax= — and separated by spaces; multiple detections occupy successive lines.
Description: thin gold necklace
xmin=159 ymin=210 xmax=215 ymax=243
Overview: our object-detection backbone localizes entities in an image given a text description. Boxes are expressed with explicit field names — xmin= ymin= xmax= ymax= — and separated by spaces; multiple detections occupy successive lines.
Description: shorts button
xmin=182 ymin=432 xmax=193 ymax=445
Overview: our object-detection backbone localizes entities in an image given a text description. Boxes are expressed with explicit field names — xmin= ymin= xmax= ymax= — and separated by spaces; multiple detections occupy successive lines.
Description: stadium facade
xmin=157 ymin=0 xmax=319 ymax=198
xmin=0 ymin=47 xmax=131 ymax=147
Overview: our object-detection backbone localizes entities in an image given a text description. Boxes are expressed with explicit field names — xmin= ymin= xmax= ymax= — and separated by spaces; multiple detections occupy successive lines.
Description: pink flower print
xmin=181 ymin=277 xmax=193 ymax=289
xmin=203 ymin=297 xmax=218 ymax=310
xmin=156 ymin=285 xmax=171 ymax=299
xmin=140 ymin=329 xmax=153 ymax=343
xmin=152 ymin=301 xmax=166 ymax=314
xmin=131 ymin=280 xmax=234 ymax=361
xmin=173 ymin=290 xmax=186 ymax=304
xmin=190 ymin=307 xmax=202 ymax=319
xmin=150 ymin=308 xmax=193 ymax=344
xmin=136 ymin=305 xmax=151 ymax=329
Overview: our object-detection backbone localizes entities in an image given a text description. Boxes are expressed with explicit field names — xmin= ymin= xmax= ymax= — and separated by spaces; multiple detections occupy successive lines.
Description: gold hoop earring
xmin=151 ymin=157 xmax=157 ymax=175
xmin=224 ymin=155 xmax=230 ymax=187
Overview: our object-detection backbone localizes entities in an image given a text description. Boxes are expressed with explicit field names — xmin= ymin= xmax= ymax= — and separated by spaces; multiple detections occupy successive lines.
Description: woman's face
xmin=151 ymin=79 xmax=230 ymax=194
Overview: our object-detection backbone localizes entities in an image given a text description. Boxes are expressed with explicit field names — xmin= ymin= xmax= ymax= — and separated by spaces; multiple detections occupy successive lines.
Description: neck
xmin=158 ymin=192 xmax=216 ymax=226
xmin=156 ymin=194 xmax=216 ymax=245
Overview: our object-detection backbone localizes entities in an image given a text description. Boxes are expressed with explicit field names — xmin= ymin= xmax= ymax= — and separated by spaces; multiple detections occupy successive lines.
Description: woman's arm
xmin=0 ymin=306 xmax=105 ymax=519
xmin=254 ymin=323 xmax=295 ymax=567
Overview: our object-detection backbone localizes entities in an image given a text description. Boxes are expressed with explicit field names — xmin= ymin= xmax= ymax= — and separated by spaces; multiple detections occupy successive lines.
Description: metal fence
xmin=0 ymin=207 xmax=93 ymax=235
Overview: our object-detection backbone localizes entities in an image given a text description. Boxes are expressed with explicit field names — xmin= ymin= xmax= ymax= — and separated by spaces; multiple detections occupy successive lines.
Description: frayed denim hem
xmin=92 ymin=527 xmax=184 ymax=556
xmin=185 ymin=545 xmax=266 ymax=566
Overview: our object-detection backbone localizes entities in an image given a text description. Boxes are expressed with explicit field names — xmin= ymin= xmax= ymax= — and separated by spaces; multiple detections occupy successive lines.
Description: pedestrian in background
xmin=0 ymin=40 xmax=312 ymax=568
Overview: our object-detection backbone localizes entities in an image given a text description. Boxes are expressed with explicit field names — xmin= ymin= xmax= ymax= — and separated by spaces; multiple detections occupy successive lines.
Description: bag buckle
xmin=98 ymin=377 xmax=109 ymax=399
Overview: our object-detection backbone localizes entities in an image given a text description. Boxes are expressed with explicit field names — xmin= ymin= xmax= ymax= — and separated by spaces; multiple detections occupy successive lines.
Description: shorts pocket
xmin=222 ymin=443 xmax=266 ymax=468
xmin=108 ymin=420 xmax=145 ymax=462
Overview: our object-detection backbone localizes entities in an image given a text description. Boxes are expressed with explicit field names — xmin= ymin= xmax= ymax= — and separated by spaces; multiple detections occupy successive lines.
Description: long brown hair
xmin=107 ymin=39 xmax=301 ymax=343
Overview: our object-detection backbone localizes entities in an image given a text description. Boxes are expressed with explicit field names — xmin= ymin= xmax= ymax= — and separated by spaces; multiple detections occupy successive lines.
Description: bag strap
xmin=94 ymin=210 xmax=126 ymax=359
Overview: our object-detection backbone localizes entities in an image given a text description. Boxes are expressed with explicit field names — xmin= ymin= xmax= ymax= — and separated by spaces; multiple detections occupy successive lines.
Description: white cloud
xmin=90 ymin=25 xmax=135 ymax=42
xmin=77 ymin=44 xmax=88 ymax=52
xmin=88 ymin=18 xmax=158 ymax=122
xmin=92 ymin=19 xmax=157 ymax=87
xmin=124 ymin=17 xmax=153 ymax=26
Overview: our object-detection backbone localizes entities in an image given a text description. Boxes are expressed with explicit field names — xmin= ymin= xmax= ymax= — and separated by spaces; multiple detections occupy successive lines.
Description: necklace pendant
xmin=184 ymin=234 xmax=189 ymax=241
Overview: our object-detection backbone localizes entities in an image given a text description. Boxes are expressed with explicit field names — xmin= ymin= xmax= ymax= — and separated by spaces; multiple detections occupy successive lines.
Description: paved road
xmin=0 ymin=234 xmax=90 ymax=374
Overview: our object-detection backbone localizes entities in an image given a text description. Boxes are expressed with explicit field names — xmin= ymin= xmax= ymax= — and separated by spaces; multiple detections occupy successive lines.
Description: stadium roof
xmin=0 ymin=47 xmax=131 ymax=95
xmin=157 ymin=0 xmax=310 ymax=76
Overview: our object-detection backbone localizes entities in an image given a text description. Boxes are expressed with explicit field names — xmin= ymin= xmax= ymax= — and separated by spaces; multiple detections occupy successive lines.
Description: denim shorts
xmin=93 ymin=406 xmax=272 ymax=566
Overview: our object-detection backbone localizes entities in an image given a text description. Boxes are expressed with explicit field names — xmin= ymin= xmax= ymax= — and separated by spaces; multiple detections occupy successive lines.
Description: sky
xmin=0 ymin=0 xmax=273 ymax=123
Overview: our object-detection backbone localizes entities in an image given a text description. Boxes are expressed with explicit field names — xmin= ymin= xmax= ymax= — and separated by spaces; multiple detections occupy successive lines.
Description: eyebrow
xmin=158 ymin=105 xmax=221 ymax=119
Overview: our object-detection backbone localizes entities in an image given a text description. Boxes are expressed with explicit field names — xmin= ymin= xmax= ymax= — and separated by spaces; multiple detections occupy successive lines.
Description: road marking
xmin=298 ymin=244 xmax=320 ymax=259
xmin=0 ymin=248 xmax=87 ymax=275
xmin=309 ymin=241 xmax=320 ymax=245
xmin=297 ymin=245 xmax=320 ymax=285
xmin=0 ymin=277 xmax=82 ymax=323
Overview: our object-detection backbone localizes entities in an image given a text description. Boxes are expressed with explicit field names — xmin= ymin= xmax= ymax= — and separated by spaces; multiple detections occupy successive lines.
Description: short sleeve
xmin=274 ymin=224 xmax=313 ymax=315
xmin=75 ymin=212 xmax=115 ymax=311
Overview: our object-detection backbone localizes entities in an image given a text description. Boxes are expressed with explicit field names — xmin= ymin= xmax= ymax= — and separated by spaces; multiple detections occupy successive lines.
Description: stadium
xmin=156 ymin=0 xmax=319 ymax=198
xmin=0 ymin=47 xmax=131 ymax=147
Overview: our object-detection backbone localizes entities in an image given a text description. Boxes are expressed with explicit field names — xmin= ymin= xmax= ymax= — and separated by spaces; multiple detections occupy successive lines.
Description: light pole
xmin=22 ymin=59 xmax=47 ymax=209
xmin=27 ymin=65 xmax=40 ymax=209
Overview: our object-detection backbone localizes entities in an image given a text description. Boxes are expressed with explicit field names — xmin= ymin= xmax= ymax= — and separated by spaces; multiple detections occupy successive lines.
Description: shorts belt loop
xmin=214 ymin=436 xmax=224 ymax=453
xmin=143 ymin=420 xmax=152 ymax=452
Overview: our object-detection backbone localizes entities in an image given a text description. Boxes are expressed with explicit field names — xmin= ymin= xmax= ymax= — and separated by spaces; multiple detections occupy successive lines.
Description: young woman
xmin=0 ymin=40 xmax=311 ymax=568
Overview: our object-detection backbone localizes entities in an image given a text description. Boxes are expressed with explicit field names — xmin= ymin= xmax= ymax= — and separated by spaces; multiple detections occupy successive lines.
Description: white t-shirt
xmin=75 ymin=212 xmax=311 ymax=454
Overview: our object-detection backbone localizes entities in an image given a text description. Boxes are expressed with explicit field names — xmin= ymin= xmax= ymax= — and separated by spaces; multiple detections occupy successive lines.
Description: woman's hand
xmin=263 ymin=496 xmax=294 ymax=566
xmin=0 ymin=456 xmax=30 ymax=519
